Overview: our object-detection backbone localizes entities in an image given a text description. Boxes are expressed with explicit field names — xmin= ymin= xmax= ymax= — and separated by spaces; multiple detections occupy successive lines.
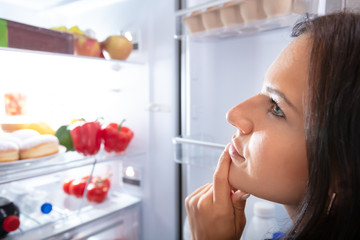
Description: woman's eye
xmin=270 ymin=98 xmax=285 ymax=118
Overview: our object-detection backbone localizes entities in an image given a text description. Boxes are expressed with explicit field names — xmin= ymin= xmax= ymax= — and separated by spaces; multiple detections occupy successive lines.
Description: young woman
xmin=185 ymin=12 xmax=360 ymax=240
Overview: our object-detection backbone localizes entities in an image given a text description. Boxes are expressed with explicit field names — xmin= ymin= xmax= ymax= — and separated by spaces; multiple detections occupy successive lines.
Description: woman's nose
xmin=226 ymin=101 xmax=254 ymax=135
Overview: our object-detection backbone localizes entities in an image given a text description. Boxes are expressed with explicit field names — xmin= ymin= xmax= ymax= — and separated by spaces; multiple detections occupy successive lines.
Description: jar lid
xmin=3 ymin=215 xmax=20 ymax=232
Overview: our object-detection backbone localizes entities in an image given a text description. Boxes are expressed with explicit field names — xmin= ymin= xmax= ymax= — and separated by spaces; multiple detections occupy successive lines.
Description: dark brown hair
xmin=287 ymin=12 xmax=360 ymax=239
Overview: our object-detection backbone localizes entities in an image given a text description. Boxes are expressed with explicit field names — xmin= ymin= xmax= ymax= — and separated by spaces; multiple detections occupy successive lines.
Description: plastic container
xmin=244 ymin=201 xmax=280 ymax=240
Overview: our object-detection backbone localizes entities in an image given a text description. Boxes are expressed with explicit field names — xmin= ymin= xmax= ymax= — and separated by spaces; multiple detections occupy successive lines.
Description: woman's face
xmin=226 ymin=35 xmax=310 ymax=206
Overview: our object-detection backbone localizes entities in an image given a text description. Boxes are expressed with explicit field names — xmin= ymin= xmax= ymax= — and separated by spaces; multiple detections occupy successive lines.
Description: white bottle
xmin=183 ymin=216 xmax=191 ymax=240
xmin=244 ymin=201 xmax=280 ymax=240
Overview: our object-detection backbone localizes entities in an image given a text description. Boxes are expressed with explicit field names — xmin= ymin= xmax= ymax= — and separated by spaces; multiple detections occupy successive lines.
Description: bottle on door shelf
xmin=244 ymin=201 xmax=283 ymax=240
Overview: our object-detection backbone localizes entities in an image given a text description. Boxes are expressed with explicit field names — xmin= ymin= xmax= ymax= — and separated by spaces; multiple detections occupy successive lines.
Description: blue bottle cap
xmin=272 ymin=232 xmax=285 ymax=239
xmin=40 ymin=203 xmax=52 ymax=214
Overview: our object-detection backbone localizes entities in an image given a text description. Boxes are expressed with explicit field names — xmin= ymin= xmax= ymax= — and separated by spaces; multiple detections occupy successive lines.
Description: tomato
xmin=69 ymin=178 xmax=88 ymax=198
xmin=62 ymin=179 xmax=74 ymax=194
xmin=101 ymin=178 xmax=111 ymax=189
xmin=86 ymin=178 xmax=110 ymax=203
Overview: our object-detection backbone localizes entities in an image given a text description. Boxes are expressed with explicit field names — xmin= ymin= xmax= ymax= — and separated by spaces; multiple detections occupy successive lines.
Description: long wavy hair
xmin=286 ymin=12 xmax=360 ymax=239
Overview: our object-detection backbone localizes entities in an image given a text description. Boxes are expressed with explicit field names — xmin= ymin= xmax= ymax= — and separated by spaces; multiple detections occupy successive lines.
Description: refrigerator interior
xmin=0 ymin=0 xmax=178 ymax=239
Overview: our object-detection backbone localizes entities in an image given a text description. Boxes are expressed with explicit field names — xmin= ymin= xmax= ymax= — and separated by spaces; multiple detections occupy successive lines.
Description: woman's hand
xmin=185 ymin=144 xmax=250 ymax=240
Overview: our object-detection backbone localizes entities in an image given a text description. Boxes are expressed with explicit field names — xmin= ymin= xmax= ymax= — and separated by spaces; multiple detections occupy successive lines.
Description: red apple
xmin=74 ymin=36 xmax=102 ymax=57
xmin=102 ymin=35 xmax=133 ymax=60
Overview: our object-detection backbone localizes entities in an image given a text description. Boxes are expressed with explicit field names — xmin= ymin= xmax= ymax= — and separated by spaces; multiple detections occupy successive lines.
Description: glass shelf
xmin=4 ymin=192 xmax=141 ymax=240
xmin=0 ymin=45 xmax=145 ymax=68
xmin=0 ymin=147 xmax=146 ymax=184
xmin=0 ymin=0 xmax=143 ymax=63
xmin=175 ymin=0 xmax=319 ymax=41
xmin=172 ymin=137 xmax=226 ymax=170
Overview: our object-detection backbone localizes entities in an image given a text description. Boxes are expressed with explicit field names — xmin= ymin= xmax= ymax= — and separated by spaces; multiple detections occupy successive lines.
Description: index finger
xmin=213 ymin=143 xmax=232 ymax=203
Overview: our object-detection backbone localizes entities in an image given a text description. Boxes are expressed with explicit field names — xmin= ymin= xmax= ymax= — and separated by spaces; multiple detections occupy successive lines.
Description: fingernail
xmin=241 ymin=193 xmax=251 ymax=200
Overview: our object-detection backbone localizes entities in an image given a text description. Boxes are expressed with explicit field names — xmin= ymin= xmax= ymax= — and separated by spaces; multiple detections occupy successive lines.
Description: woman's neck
xmin=284 ymin=204 xmax=299 ymax=222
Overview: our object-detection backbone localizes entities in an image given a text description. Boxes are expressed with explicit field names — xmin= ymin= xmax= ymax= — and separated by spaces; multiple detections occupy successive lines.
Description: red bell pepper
xmin=86 ymin=177 xmax=111 ymax=203
xmin=101 ymin=120 xmax=134 ymax=153
xmin=70 ymin=121 xmax=102 ymax=156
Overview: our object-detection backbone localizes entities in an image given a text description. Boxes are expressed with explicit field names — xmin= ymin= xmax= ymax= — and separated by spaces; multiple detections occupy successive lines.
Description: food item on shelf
xmin=86 ymin=177 xmax=111 ymax=203
xmin=263 ymin=0 xmax=293 ymax=18
xmin=102 ymin=35 xmax=133 ymax=60
xmin=220 ymin=1 xmax=244 ymax=26
xmin=183 ymin=10 xmax=205 ymax=34
xmin=55 ymin=125 xmax=74 ymax=151
xmin=69 ymin=177 xmax=89 ymax=198
xmin=1 ymin=123 xmax=27 ymax=132
xmin=11 ymin=129 xmax=40 ymax=141
xmin=51 ymin=25 xmax=85 ymax=35
xmin=2 ymin=122 xmax=55 ymax=135
xmin=0 ymin=133 xmax=22 ymax=146
xmin=1 ymin=19 xmax=74 ymax=54
xmin=52 ymin=25 xmax=102 ymax=58
xmin=0 ymin=141 xmax=19 ymax=162
xmin=201 ymin=6 xmax=224 ymax=30
xmin=19 ymin=134 xmax=59 ymax=159
xmin=64 ymin=176 xmax=111 ymax=203
xmin=62 ymin=178 xmax=74 ymax=195
xmin=0 ymin=130 xmax=60 ymax=161
xmin=24 ymin=121 xmax=56 ymax=135
xmin=70 ymin=121 xmax=102 ymax=156
xmin=74 ymin=35 xmax=102 ymax=57
xmin=240 ymin=0 xmax=267 ymax=22
xmin=101 ymin=120 xmax=134 ymax=153
xmin=4 ymin=93 xmax=27 ymax=116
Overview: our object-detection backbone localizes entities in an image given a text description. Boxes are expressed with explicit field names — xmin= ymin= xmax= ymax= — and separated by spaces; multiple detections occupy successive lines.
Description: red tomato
xmin=86 ymin=178 xmax=110 ymax=203
xmin=102 ymin=178 xmax=111 ymax=189
xmin=69 ymin=178 xmax=88 ymax=198
xmin=63 ymin=179 xmax=74 ymax=195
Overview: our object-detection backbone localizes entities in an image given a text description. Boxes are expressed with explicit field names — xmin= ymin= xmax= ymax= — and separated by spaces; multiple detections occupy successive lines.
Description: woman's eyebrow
xmin=266 ymin=86 xmax=299 ymax=113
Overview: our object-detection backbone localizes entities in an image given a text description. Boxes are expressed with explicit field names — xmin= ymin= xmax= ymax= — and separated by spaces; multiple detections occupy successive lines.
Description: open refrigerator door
xmin=0 ymin=0 xmax=178 ymax=239
xmin=173 ymin=0 xmax=358 ymax=239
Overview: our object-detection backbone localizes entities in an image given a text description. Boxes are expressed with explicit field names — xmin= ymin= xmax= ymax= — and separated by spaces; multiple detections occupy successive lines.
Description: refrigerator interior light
xmin=122 ymin=165 xmax=141 ymax=187
xmin=125 ymin=166 xmax=135 ymax=178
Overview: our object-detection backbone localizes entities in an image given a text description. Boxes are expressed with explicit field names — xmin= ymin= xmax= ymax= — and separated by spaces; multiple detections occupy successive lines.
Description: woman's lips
xmin=229 ymin=143 xmax=245 ymax=161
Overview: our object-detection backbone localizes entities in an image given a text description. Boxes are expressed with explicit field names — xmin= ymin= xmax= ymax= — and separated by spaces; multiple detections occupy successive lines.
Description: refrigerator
xmin=0 ymin=0 xmax=179 ymax=239
xmin=0 ymin=0 xmax=357 ymax=239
